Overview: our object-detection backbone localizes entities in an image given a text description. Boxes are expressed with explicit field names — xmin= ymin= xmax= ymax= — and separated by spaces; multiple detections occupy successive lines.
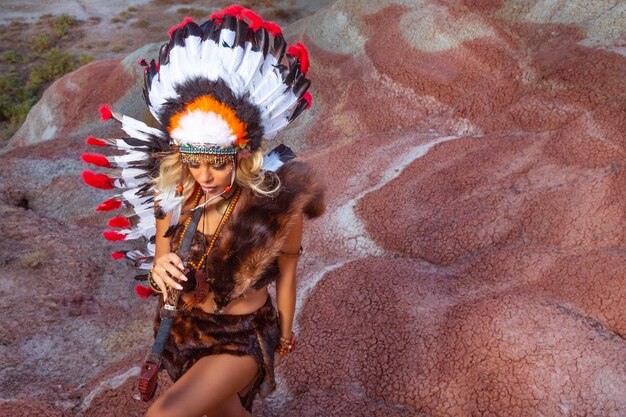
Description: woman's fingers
xmin=166 ymin=252 xmax=185 ymax=271
xmin=161 ymin=253 xmax=187 ymax=282
xmin=155 ymin=267 xmax=184 ymax=290
xmin=163 ymin=262 xmax=188 ymax=283
xmin=152 ymin=253 xmax=187 ymax=302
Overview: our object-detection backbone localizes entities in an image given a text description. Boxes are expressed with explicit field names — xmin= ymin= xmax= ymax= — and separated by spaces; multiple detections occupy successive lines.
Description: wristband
xmin=277 ymin=331 xmax=296 ymax=355
xmin=147 ymin=268 xmax=162 ymax=293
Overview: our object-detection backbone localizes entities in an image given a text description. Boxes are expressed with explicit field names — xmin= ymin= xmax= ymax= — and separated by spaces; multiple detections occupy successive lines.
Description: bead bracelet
xmin=277 ymin=331 xmax=296 ymax=355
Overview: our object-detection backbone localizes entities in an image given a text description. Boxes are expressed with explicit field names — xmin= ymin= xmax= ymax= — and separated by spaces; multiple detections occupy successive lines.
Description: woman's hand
xmin=152 ymin=252 xmax=188 ymax=301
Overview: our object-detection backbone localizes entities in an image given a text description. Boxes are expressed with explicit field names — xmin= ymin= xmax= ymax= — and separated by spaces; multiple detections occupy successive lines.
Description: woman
xmin=148 ymin=145 xmax=323 ymax=417
xmin=81 ymin=5 xmax=324 ymax=416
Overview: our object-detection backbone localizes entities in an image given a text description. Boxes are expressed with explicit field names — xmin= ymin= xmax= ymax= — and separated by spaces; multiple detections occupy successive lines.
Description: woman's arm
xmin=275 ymin=212 xmax=304 ymax=340
xmin=151 ymin=202 xmax=188 ymax=300
xmin=154 ymin=210 xmax=173 ymax=264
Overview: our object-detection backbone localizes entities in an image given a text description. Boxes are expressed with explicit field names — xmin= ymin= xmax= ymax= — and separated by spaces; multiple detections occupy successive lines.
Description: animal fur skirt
xmin=153 ymin=294 xmax=281 ymax=413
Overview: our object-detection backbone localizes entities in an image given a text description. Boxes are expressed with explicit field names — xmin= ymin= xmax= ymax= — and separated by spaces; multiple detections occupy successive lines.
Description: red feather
xmin=82 ymin=170 xmax=114 ymax=189
xmin=99 ymin=104 xmax=112 ymax=121
xmin=85 ymin=136 xmax=107 ymax=147
xmin=242 ymin=8 xmax=263 ymax=31
xmin=210 ymin=7 xmax=226 ymax=20
xmin=103 ymin=230 xmax=126 ymax=241
xmin=96 ymin=198 xmax=122 ymax=212
xmin=81 ymin=152 xmax=111 ymax=168
xmin=108 ymin=216 xmax=131 ymax=228
xmin=168 ymin=17 xmax=194 ymax=38
xmin=155 ymin=61 xmax=159 ymax=72
xmin=288 ymin=42 xmax=309 ymax=75
xmin=302 ymin=91 xmax=313 ymax=109
xmin=135 ymin=285 xmax=155 ymax=299
xmin=221 ymin=4 xmax=245 ymax=18
xmin=263 ymin=21 xmax=282 ymax=36
xmin=111 ymin=252 xmax=125 ymax=260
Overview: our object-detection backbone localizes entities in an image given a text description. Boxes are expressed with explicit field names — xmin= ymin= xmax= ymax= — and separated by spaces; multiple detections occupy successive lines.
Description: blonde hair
xmin=154 ymin=147 xmax=281 ymax=207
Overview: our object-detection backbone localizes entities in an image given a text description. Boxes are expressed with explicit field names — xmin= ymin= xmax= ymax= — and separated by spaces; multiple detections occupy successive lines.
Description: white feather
xmin=120 ymin=115 xmax=164 ymax=138
xmin=219 ymin=29 xmax=237 ymax=73
xmin=262 ymin=112 xmax=290 ymax=137
xmin=249 ymin=68 xmax=284 ymax=107
xmin=261 ymin=149 xmax=284 ymax=172
xmin=260 ymin=90 xmax=298 ymax=119
xmin=170 ymin=110 xmax=236 ymax=147
xmin=112 ymin=150 xmax=148 ymax=168
xmin=122 ymin=187 xmax=151 ymax=209
xmin=114 ymin=139 xmax=141 ymax=150
xmin=200 ymin=39 xmax=221 ymax=81
xmin=236 ymin=43 xmax=264 ymax=89
xmin=122 ymin=223 xmax=156 ymax=240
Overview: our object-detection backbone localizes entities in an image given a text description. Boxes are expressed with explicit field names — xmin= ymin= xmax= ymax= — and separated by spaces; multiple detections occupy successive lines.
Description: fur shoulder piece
xmin=269 ymin=158 xmax=326 ymax=220
xmin=208 ymin=158 xmax=326 ymax=310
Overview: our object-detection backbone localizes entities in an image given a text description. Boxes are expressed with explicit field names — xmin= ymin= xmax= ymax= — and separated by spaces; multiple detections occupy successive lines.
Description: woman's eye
xmin=188 ymin=163 xmax=199 ymax=169
xmin=213 ymin=163 xmax=227 ymax=170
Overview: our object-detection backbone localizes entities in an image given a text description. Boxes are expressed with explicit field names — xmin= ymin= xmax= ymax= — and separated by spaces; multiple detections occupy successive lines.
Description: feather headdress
xmin=80 ymin=5 xmax=312 ymax=297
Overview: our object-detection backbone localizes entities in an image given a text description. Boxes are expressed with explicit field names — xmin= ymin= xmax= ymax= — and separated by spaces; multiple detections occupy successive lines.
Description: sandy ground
xmin=0 ymin=0 xmax=333 ymax=144
xmin=0 ymin=0 xmax=333 ymax=59
xmin=0 ymin=0 xmax=153 ymax=24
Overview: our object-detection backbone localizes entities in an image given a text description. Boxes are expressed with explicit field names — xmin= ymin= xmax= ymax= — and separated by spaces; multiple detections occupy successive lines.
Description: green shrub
xmin=52 ymin=14 xmax=78 ymax=39
xmin=110 ymin=45 xmax=124 ymax=52
xmin=28 ymin=47 xmax=77 ymax=90
xmin=31 ymin=34 xmax=54 ymax=53
xmin=131 ymin=19 xmax=150 ymax=29
xmin=0 ymin=72 xmax=37 ymax=125
xmin=0 ymin=50 xmax=23 ymax=64
xmin=78 ymin=53 xmax=94 ymax=66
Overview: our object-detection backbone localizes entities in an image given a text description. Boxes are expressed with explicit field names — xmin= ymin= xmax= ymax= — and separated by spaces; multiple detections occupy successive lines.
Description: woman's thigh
xmin=205 ymin=392 xmax=251 ymax=417
xmin=145 ymin=353 xmax=259 ymax=417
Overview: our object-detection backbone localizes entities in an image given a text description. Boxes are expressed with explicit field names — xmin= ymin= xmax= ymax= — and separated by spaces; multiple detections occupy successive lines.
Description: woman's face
xmin=186 ymin=159 xmax=234 ymax=195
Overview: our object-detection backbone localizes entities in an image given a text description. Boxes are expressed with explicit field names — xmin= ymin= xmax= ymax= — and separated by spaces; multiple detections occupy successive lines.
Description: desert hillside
xmin=0 ymin=1 xmax=624 ymax=416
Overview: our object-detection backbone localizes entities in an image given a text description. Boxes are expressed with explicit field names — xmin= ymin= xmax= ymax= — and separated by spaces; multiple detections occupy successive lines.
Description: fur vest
xmin=169 ymin=159 xmax=325 ymax=311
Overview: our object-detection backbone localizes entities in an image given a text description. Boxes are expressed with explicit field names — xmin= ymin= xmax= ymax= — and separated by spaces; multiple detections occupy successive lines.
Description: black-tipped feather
xmin=288 ymin=98 xmax=308 ymax=122
xmin=292 ymin=77 xmax=310 ymax=98
xmin=272 ymin=144 xmax=296 ymax=163
xmin=254 ymin=28 xmax=270 ymax=55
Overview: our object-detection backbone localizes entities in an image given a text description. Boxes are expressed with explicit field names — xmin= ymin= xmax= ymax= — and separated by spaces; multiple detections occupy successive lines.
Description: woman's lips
xmin=201 ymin=185 xmax=218 ymax=192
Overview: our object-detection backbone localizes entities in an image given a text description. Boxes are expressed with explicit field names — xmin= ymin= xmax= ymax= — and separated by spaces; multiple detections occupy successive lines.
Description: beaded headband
xmin=179 ymin=144 xmax=239 ymax=165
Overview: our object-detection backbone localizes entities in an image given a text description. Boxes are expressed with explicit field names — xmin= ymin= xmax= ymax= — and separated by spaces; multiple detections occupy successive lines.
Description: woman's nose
xmin=198 ymin=164 xmax=213 ymax=182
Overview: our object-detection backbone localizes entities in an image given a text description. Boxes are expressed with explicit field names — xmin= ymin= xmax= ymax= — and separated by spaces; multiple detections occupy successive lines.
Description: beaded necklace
xmin=177 ymin=185 xmax=241 ymax=271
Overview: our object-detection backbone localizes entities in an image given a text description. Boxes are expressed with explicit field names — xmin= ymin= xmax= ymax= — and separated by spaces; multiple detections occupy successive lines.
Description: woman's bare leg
xmin=145 ymin=353 xmax=259 ymax=417
xmin=204 ymin=393 xmax=253 ymax=417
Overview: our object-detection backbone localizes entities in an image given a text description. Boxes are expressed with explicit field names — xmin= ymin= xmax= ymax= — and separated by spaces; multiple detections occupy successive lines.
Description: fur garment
xmin=170 ymin=158 xmax=326 ymax=311
xmin=153 ymin=294 xmax=280 ymax=413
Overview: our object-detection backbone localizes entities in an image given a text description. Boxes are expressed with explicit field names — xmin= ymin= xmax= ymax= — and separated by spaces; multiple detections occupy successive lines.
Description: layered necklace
xmin=176 ymin=184 xmax=242 ymax=271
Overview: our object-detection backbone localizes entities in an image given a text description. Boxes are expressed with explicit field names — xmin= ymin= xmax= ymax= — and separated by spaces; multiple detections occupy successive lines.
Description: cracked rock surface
xmin=1 ymin=0 xmax=624 ymax=416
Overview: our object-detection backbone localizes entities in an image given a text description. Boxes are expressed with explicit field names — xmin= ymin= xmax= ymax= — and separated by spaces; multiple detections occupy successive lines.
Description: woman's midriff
xmin=180 ymin=284 xmax=270 ymax=315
